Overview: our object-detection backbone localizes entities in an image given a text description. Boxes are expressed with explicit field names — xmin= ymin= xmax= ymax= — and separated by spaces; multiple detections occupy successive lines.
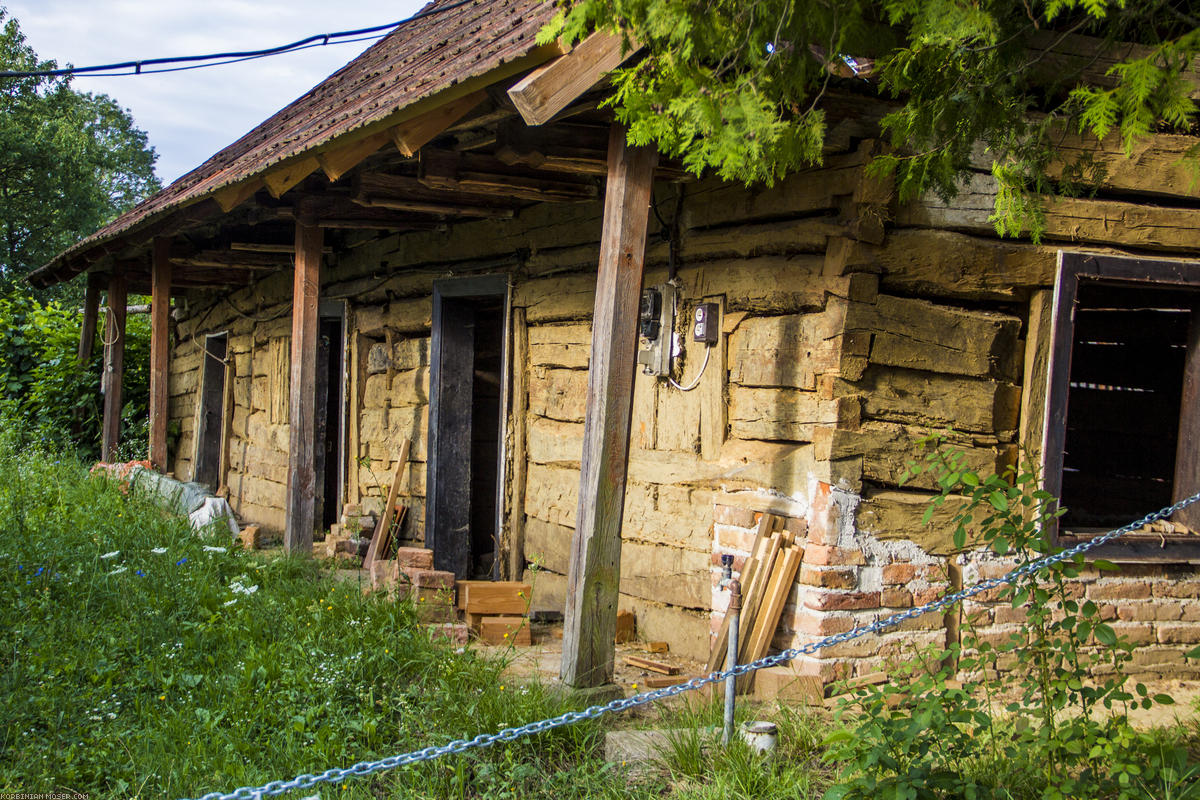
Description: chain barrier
xmin=185 ymin=491 xmax=1200 ymax=800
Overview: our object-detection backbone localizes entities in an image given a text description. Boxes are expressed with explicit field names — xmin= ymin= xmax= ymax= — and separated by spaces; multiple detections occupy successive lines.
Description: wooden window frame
xmin=1043 ymin=251 xmax=1200 ymax=563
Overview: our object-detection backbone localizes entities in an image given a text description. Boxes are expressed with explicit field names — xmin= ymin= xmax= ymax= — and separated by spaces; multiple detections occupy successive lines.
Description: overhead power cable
xmin=0 ymin=0 xmax=475 ymax=80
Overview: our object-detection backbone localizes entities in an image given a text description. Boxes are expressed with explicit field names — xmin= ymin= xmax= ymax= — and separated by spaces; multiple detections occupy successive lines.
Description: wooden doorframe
xmin=192 ymin=330 xmax=229 ymax=487
xmin=426 ymin=273 xmax=511 ymax=579
xmin=318 ymin=298 xmax=350 ymax=526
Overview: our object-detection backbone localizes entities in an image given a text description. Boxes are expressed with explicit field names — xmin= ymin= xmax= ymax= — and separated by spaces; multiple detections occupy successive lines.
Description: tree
xmin=0 ymin=7 xmax=160 ymax=299
xmin=541 ymin=0 xmax=1199 ymax=238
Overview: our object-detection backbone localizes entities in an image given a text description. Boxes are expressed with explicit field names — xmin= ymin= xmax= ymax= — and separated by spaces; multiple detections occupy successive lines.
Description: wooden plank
xmin=78 ymin=272 xmax=101 ymax=364
xmin=462 ymin=581 xmax=532 ymax=615
xmin=704 ymin=512 xmax=779 ymax=673
xmin=507 ymin=307 xmax=531 ymax=580
xmin=455 ymin=580 xmax=492 ymax=610
xmin=1174 ymin=310 xmax=1200 ymax=531
xmin=392 ymin=90 xmax=487 ymax=157
xmin=318 ymin=128 xmax=392 ymax=182
xmin=478 ymin=615 xmax=531 ymax=646
xmin=149 ymin=238 xmax=172 ymax=471
xmin=263 ymin=156 xmax=320 ymax=199
xmin=283 ymin=219 xmax=322 ymax=553
xmin=218 ymin=351 xmax=235 ymax=492
xmin=644 ymin=675 xmax=689 ymax=688
xmin=624 ymin=655 xmax=680 ymax=675
xmin=508 ymin=32 xmax=637 ymax=126
xmin=699 ymin=295 xmax=726 ymax=460
xmin=739 ymin=546 xmax=802 ymax=693
xmin=101 ymin=270 xmax=127 ymax=463
xmin=560 ymin=124 xmax=658 ymax=689
xmin=364 ymin=439 xmax=411 ymax=570
xmin=738 ymin=532 xmax=784 ymax=663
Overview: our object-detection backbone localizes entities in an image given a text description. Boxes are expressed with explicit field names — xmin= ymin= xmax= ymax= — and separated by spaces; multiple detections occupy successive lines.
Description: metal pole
xmin=722 ymin=576 xmax=741 ymax=745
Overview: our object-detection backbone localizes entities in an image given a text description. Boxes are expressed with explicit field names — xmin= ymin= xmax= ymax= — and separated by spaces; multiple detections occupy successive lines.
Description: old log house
xmin=30 ymin=0 xmax=1200 ymax=689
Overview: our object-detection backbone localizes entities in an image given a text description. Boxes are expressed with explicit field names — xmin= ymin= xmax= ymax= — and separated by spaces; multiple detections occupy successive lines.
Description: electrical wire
xmin=0 ymin=0 xmax=477 ymax=80
xmin=668 ymin=345 xmax=711 ymax=392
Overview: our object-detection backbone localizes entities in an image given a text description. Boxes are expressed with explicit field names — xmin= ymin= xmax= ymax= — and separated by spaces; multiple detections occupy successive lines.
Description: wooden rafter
xmin=353 ymin=171 xmax=520 ymax=218
xmin=392 ymin=90 xmax=488 ymax=157
xmin=507 ymin=32 xmax=640 ymax=126
xmin=419 ymin=149 xmax=598 ymax=203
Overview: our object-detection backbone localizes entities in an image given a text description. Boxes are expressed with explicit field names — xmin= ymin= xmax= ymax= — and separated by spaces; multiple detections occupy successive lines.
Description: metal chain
xmin=186 ymin=491 xmax=1200 ymax=800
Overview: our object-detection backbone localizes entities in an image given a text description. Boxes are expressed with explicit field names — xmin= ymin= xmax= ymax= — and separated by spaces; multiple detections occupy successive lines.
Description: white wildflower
xmin=100 ymin=551 xmax=120 ymax=560
xmin=109 ymin=566 xmax=128 ymax=575
xmin=203 ymin=546 xmax=227 ymax=553
xmin=151 ymin=547 xmax=167 ymax=555
xmin=223 ymin=599 xmax=238 ymax=607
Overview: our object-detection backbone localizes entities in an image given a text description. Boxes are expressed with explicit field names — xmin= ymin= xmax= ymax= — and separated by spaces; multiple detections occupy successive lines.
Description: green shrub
xmin=0 ymin=292 xmax=148 ymax=459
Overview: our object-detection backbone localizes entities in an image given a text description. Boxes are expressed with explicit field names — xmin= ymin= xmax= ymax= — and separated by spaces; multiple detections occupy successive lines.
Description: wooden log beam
xmin=284 ymin=216 xmax=323 ymax=553
xmin=393 ymin=90 xmax=487 ymax=157
xmin=149 ymin=238 xmax=171 ymax=471
xmin=419 ymin=149 xmax=599 ymax=203
xmin=78 ymin=272 xmax=102 ymax=364
xmin=560 ymin=124 xmax=657 ymax=688
xmin=101 ymin=269 xmax=128 ymax=462
xmin=508 ymin=32 xmax=639 ymax=126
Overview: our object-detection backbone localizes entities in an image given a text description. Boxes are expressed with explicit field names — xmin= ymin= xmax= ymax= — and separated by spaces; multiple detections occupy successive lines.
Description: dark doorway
xmin=194 ymin=332 xmax=227 ymax=489
xmin=427 ymin=276 xmax=509 ymax=580
xmin=315 ymin=310 xmax=346 ymax=530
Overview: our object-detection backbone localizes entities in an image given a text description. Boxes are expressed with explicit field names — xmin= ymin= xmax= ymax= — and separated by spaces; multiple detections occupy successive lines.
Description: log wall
xmin=164 ymin=128 xmax=1200 ymax=676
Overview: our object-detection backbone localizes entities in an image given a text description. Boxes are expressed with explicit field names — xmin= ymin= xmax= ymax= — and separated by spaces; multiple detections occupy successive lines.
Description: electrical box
xmin=637 ymin=282 xmax=675 ymax=377
xmin=693 ymin=302 xmax=720 ymax=344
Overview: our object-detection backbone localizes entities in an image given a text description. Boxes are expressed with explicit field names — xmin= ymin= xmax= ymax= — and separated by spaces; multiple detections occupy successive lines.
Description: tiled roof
xmin=30 ymin=0 xmax=556 ymax=286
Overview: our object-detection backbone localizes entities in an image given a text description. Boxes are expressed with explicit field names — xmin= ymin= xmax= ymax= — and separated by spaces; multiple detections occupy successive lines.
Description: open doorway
xmin=193 ymin=332 xmax=228 ymax=489
xmin=315 ymin=302 xmax=347 ymax=531
xmin=427 ymin=276 xmax=510 ymax=580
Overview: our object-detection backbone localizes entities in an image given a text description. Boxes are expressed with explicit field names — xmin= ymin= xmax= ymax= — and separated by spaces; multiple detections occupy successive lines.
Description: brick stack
xmin=314 ymin=504 xmax=377 ymax=562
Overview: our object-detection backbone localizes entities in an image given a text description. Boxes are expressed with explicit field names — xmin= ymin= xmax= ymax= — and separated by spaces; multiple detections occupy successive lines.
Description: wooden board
xmin=508 ymin=32 xmax=637 ymax=126
xmin=624 ymin=656 xmax=680 ymax=675
xmin=364 ymin=440 xmax=411 ymax=570
xmin=507 ymin=307 xmax=530 ymax=580
xmin=283 ymin=220 xmax=322 ymax=552
xmin=78 ymin=272 xmax=101 ymax=364
xmin=739 ymin=546 xmax=802 ymax=693
xmin=737 ymin=532 xmax=784 ymax=663
xmin=704 ymin=513 xmax=780 ymax=673
xmin=1174 ymin=310 xmax=1200 ymax=531
xmin=478 ymin=615 xmax=531 ymax=646
xmin=461 ymin=581 xmax=531 ymax=615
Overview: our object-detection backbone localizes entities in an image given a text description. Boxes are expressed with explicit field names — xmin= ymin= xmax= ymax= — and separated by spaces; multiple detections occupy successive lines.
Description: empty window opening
xmin=315 ymin=315 xmax=345 ymax=530
xmin=1058 ymin=281 xmax=1199 ymax=532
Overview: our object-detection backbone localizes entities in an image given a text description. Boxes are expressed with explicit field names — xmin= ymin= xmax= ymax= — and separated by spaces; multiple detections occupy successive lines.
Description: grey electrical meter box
xmin=637 ymin=282 xmax=675 ymax=377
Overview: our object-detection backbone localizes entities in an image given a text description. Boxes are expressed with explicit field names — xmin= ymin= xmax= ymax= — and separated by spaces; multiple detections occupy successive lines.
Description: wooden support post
xmin=284 ymin=216 xmax=323 ymax=553
xmin=149 ymin=238 xmax=172 ymax=471
xmin=101 ymin=270 xmax=127 ymax=463
xmin=78 ymin=272 xmax=102 ymax=364
xmin=507 ymin=307 xmax=530 ymax=581
xmin=560 ymin=125 xmax=657 ymax=688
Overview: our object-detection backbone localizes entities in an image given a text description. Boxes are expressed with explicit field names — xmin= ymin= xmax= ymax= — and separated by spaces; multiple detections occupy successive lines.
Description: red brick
xmin=804 ymin=544 xmax=865 ymax=566
xmin=427 ymin=622 xmax=470 ymax=645
xmin=714 ymin=504 xmax=756 ymax=529
xmin=1153 ymin=581 xmax=1200 ymax=600
xmin=799 ymin=565 xmax=858 ymax=590
xmin=791 ymin=610 xmax=857 ymax=636
xmin=882 ymin=564 xmax=918 ymax=585
xmin=1116 ymin=601 xmax=1182 ymax=622
xmin=805 ymin=590 xmax=881 ymax=612
xmin=410 ymin=569 xmax=455 ymax=589
xmin=783 ymin=516 xmax=808 ymax=538
xmin=913 ymin=586 xmax=948 ymax=605
xmin=881 ymin=588 xmax=913 ymax=608
xmin=1088 ymin=581 xmax=1152 ymax=601
xmin=716 ymin=526 xmax=757 ymax=553
xmin=394 ymin=547 xmax=433 ymax=570
xmin=1155 ymin=622 xmax=1200 ymax=645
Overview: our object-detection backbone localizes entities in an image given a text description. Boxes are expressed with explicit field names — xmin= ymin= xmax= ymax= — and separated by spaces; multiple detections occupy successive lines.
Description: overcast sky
xmin=5 ymin=0 xmax=426 ymax=184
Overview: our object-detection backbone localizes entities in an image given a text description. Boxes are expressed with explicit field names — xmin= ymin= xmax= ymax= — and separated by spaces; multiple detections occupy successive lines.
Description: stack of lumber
xmin=456 ymin=581 xmax=533 ymax=645
xmin=706 ymin=513 xmax=804 ymax=694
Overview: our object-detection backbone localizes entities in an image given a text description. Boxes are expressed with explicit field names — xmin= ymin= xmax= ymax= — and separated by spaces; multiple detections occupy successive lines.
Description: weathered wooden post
xmin=284 ymin=212 xmax=323 ymax=553
xmin=560 ymin=124 xmax=657 ymax=688
xmin=101 ymin=268 xmax=127 ymax=463
xmin=149 ymin=238 xmax=172 ymax=471
xmin=78 ymin=272 xmax=102 ymax=364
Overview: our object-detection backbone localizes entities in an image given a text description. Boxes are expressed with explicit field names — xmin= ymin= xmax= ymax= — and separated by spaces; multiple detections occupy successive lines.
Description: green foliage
xmin=824 ymin=436 xmax=1197 ymax=799
xmin=0 ymin=292 xmax=149 ymax=459
xmin=544 ymin=0 xmax=1198 ymax=238
xmin=0 ymin=8 xmax=159 ymax=301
